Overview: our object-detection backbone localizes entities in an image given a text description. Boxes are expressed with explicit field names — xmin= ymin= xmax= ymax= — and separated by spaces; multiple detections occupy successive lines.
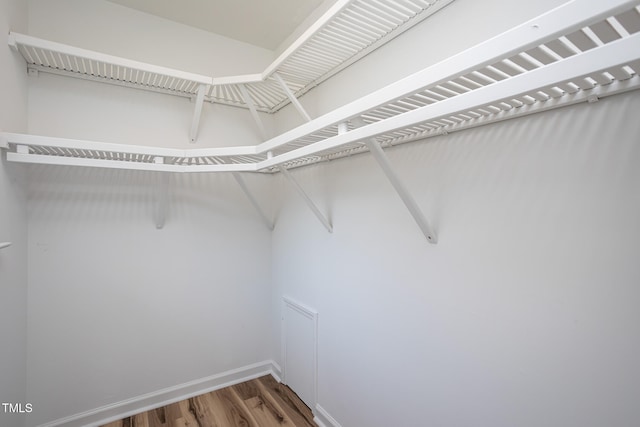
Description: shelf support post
xmin=154 ymin=157 xmax=169 ymax=229
xmin=364 ymin=137 xmax=437 ymax=243
xmin=278 ymin=165 xmax=332 ymax=233
xmin=272 ymin=72 xmax=312 ymax=122
xmin=189 ymin=84 xmax=207 ymax=143
xmin=239 ymin=84 xmax=267 ymax=140
xmin=232 ymin=172 xmax=274 ymax=230
xmin=337 ymin=121 xmax=349 ymax=135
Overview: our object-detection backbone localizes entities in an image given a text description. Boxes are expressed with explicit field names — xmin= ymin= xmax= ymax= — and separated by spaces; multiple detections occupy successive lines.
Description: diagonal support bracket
xmin=278 ymin=165 xmax=332 ymax=233
xmin=238 ymin=83 xmax=267 ymax=140
xmin=189 ymin=84 xmax=208 ymax=143
xmin=272 ymin=72 xmax=312 ymax=122
xmin=364 ymin=137 xmax=437 ymax=243
xmin=232 ymin=172 xmax=274 ymax=230
xmin=154 ymin=159 xmax=170 ymax=229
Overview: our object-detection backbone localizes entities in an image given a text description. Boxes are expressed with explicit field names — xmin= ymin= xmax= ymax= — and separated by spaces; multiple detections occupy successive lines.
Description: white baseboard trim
xmin=270 ymin=360 xmax=283 ymax=383
xmin=313 ymin=404 xmax=342 ymax=427
xmin=37 ymin=360 xmax=281 ymax=427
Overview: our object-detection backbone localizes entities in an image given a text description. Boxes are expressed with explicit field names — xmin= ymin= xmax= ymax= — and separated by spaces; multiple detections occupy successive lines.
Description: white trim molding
xmin=36 ymin=360 xmax=281 ymax=427
xmin=282 ymin=296 xmax=319 ymax=410
xmin=270 ymin=360 xmax=283 ymax=384
xmin=313 ymin=404 xmax=343 ymax=427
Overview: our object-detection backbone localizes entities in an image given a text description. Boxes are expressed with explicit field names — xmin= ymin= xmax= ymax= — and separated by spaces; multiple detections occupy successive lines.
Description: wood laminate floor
xmin=100 ymin=375 xmax=316 ymax=427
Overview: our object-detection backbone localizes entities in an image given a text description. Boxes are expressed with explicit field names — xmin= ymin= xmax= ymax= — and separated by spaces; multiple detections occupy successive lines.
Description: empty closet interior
xmin=1 ymin=0 xmax=639 ymax=426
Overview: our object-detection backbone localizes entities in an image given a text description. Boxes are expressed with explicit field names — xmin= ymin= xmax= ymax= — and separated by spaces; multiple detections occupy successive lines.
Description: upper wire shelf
xmin=9 ymin=0 xmax=456 ymax=113
xmin=4 ymin=0 xmax=640 ymax=173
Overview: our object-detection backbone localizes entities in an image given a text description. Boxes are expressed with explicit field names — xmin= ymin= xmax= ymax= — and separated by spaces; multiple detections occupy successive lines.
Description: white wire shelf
xmin=8 ymin=32 xmax=213 ymax=97
xmin=3 ymin=0 xmax=640 ymax=173
xmin=1 ymin=134 xmax=262 ymax=172
xmin=9 ymin=0 xmax=455 ymax=114
xmin=209 ymin=0 xmax=456 ymax=112
xmin=256 ymin=0 xmax=640 ymax=170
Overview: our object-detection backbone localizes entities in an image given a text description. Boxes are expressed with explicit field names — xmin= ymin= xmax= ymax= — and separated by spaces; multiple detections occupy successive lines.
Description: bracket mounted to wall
xmin=239 ymin=84 xmax=268 ymax=140
xmin=232 ymin=172 xmax=274 ymax=230
xmin=364 ymin=137 xmax=437 ymax=243
xmin=352 ymin=116 xmax=437 ymax=243
xmin=278 ymin=165 xmax=332 ymax=233
xmin=272 ymin=72 xmax=312 ymax=122
xmin=154 ymin=157 xmax=170 ymax=229
xmin=189 ymin=84 xmax=208 ymax=143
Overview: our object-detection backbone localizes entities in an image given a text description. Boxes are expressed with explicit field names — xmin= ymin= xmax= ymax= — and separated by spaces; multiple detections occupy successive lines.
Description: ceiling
xmin=106 ymin=0 xmax=330 ymax=51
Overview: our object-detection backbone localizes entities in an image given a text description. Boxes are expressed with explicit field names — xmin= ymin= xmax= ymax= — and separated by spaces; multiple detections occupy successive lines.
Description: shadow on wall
xmin=358 ymin=94 xmax=640 ymax=243
xmin=26 ymin=165 xmax=273 ymax=226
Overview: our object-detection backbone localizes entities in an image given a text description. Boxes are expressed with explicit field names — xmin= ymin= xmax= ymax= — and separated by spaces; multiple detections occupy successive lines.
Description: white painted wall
xmin=27 ymin=72 xmax=273 ymax=149
xmin=23 ymin=1 xmax=276 ymax=425
xmin=271 ymin=2 xmax=640 ymax=425
xmin=15 ymin=0 xmax=640 ymax=425
xmin=0 ymin=0 xmax=28 ymax=426
xmin=26 ymin=169 xmax=274 ymax=426
xmin=26 ymin=0 xmax=276 ymax=148
xmin=27 ymin=0 xmax=274 ymax=78
xmin=272 ymin=90 xmax=640 ymax=427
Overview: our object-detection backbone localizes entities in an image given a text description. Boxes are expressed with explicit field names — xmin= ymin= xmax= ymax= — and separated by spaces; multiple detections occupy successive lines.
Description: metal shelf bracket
xmin=189 ymin=84 xmax=208 ymax=143
xmin=364 ymin=136 xmax=438 ymax=244
xmin=239 ymin=84 xmax=267 ymax=140
xmin=232 ymin=172 xmax=274 ymax=230
xmin=273 ymin=72 xmax=312 ymax=122
xmin=154 ymin=157 xmax=169 ymax=229
xmin=278 ymin=165 xmax=332 ymax=233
